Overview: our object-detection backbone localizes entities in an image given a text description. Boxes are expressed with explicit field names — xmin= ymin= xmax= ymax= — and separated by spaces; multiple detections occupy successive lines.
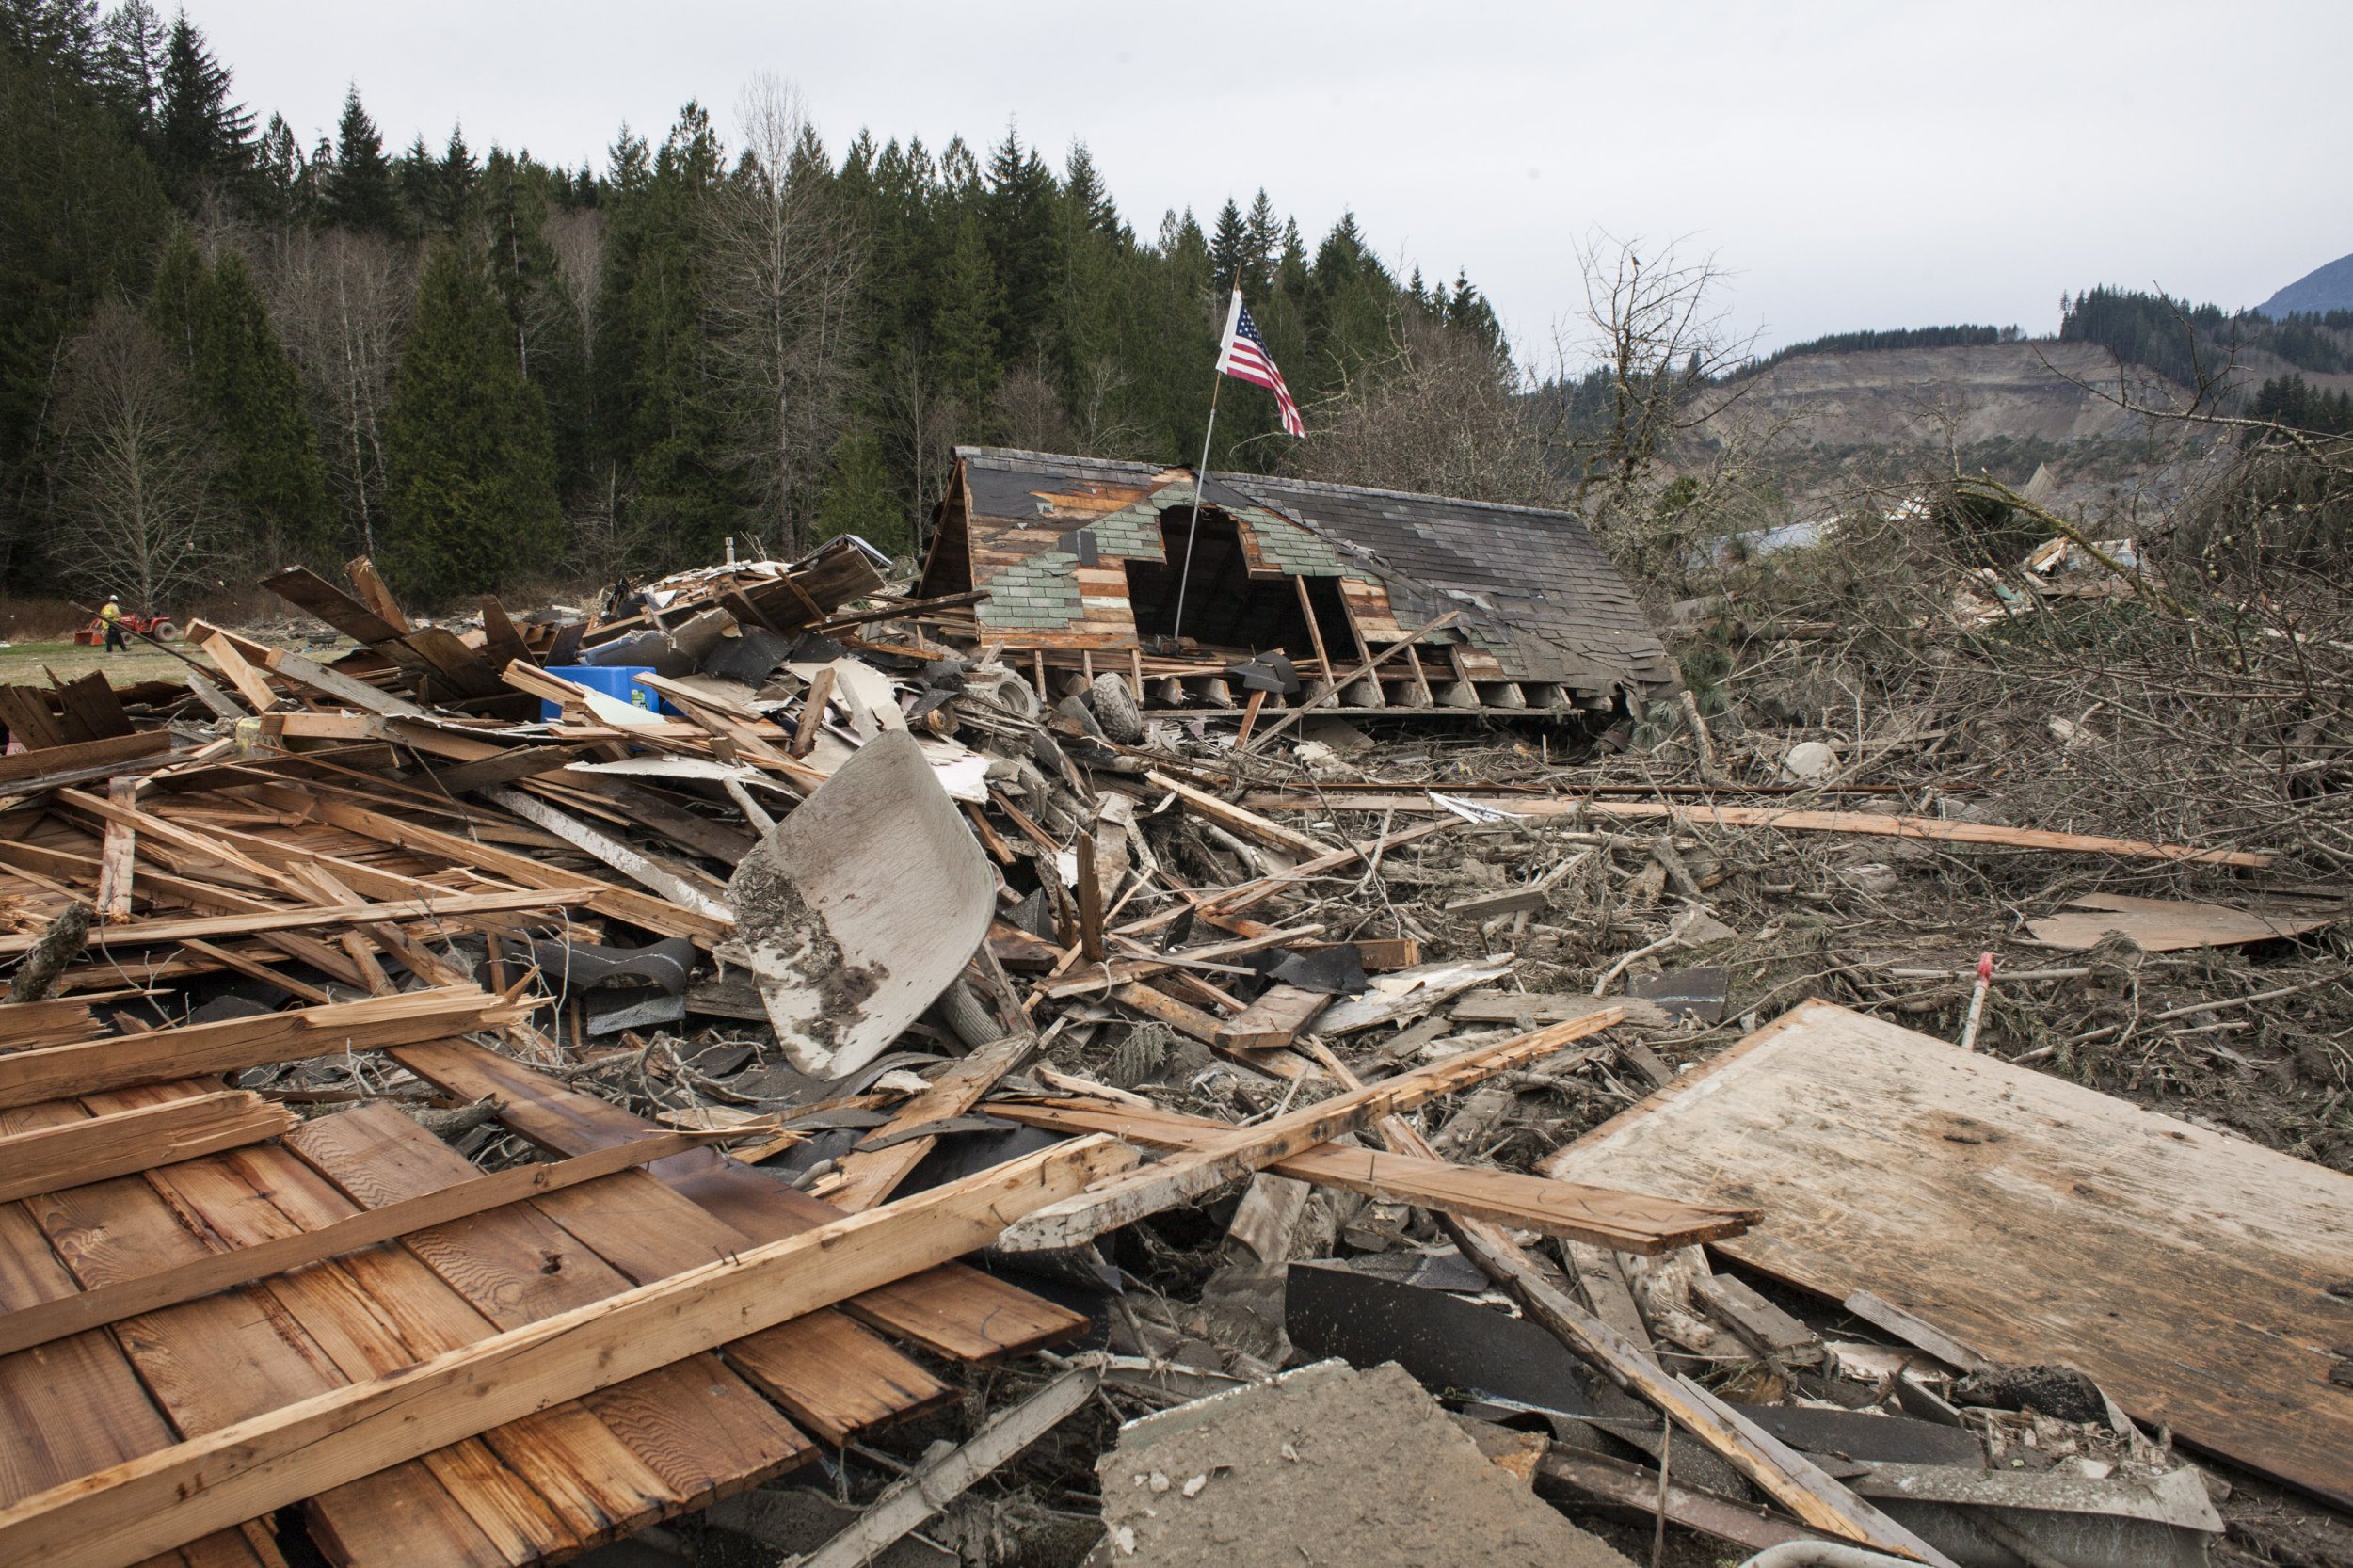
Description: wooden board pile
xmin=0 ymin=547 xmax=2344 ymax=1568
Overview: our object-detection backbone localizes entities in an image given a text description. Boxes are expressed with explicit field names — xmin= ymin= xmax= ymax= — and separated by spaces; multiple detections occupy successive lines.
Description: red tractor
xmin=72 ymin=610 xmax=179 ymax=646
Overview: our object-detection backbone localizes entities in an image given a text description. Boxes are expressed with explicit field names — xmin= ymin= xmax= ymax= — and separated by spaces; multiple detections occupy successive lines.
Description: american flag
xmin=1215 ymin=291 xmax=1305 ymax=437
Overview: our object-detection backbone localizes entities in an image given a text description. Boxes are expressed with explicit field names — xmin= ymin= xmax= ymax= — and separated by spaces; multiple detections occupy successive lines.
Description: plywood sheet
xmin=1544 ymin=1000 xmax=2353 ymax=1508
xmin=2028 ymin=893 xmax=2335 ymax=952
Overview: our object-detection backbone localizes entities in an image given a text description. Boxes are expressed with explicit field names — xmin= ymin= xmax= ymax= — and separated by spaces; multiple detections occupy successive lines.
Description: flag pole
xmin=1170 ymin=289 xmax=1241 ymax=645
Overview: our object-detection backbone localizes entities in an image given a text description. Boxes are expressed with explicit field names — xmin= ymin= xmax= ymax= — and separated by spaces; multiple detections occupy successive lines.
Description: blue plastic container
xmin=540 ymin=664 xmax=677 ymax=720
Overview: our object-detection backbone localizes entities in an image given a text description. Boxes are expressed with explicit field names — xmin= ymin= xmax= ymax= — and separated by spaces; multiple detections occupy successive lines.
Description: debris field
xmin=0 ymin=466 xmax=2347 ymax=1568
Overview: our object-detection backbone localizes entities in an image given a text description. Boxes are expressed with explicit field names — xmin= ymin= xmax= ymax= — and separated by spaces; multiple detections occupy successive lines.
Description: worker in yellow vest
xmin=100 ymin=597 xmax=126 ymax=653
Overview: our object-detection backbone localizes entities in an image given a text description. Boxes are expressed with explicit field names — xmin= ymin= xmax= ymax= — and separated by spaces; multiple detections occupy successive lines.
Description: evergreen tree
xmin=592 ymin=104 xmax=737 ymax=562
xmin=1209 ymin=197 xmax=1246 ymax=296
xmin=1242 ymin=190 xmax=1278 ymax=293
xmin=0 ymin=21 xmax=171 ymax=580
xmin=813 ymin=427 xmax=905 ymax=553
xmin=383 ymin=241 xmax=563 ymax=599
xmin=324 ymin=87 xmax=397 ymax=233
xmin=934 ymin=207 xmax=1002 ymax=408
xmin=1064 ymin=141 xmax=1119 ymax=237
xmin=94 ymin=0 xmax=166 ymax=144
xmin=193 ymin=249 xmax=333 ymax=552
xmin=153 ymin=10 xmax=249 ymax=200
xmin=146 ymin=234 xmax=334 ymax=555
xmin=256 ymin=112 xmax=305 ymax=216
xmin=983 ymin=126 xmax=1057 ymax=360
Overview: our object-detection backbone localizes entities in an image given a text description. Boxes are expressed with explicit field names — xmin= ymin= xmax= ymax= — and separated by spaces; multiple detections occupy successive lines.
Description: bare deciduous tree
xmin=51 ymin=300 xmax=227 ymax=611
xmin=704 ymin=75 xmax=863 ymax=557
xmin=264 ymin=227 xmax=410 ymax=555
xmin=1559 ymin=232 xmax=1756 ymax=512
xmin=989 ymin=359 xmax=1075 ymax=456
xmin=1289 ymin=314 xmax=1556 ymax=504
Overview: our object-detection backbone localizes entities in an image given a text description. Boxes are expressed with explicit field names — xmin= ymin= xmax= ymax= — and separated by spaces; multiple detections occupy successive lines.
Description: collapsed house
xmin=918 ymin=448 xmax=1677 ymax=720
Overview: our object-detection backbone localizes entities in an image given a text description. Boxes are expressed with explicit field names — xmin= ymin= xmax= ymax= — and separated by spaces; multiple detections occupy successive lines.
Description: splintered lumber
xmin=794 ymin=1362 xmax=1101 ymax=1568
xmin=92 ymin=776 xmax=137 ymax=922
xmin=486 ymin=786 xmax=732 ymax=920
xmin=995 ymin=1008 xmax=1626 ymax=1253
xmin=826 ymin=1033 xmax=1034 ymax=1212
xmin=1144 ymin=770 xmax=1336 ymax=859
xmin=0 ymin=1134 xmax=1137 ymax=1568
xmin=1545 ymin=1000 xmax=2353 ymax=1511
xmin=0 ymin=985 xmax=526 ymax=1109
xmin=1212 ymin=983 xmax=1332 ymax=1050
xmin=286 ymin=789 xmax=731 ymax=943
xmin=0 ymin=730 xmax=170 ymax=787
xmin=0 ymin=1090 xmax=296 ymax=1206
xmin=1294 ymin=1040 xmax=1947 ymax=1562
xmin=0 ymin=885 xmax=601 ymax=959
xmin=994 ymin=1097 xmax=1753 ymax=1253
xmin=1233 ymin=792 xmax=2273 ymax=870
xmin=0 ymin=1130 xmax=712 ymax=1359
xmin=1110 ymin=981 xmax=1223 ymax=1043
xmin=1039 ymin=925 xmax=1322 ymax=999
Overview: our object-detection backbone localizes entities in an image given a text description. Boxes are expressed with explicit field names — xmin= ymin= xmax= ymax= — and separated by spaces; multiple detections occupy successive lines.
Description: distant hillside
xmin=1714 ymin=341 xmax=2175 ymax=447
xmin=2258 ymin=253 xmax=2353 ymax=318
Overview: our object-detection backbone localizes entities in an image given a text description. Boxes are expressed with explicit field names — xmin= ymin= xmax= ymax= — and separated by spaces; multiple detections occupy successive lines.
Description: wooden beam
xmin=1144 ymin=770 xmax=1334 ymax=860
xmin=92 ymin=776 xmax=137 ymax=922
xmin=344 ymin=554 xmax=411 ymax=633
xmin=0 ymin=1129 xmax=712 ymax=1358
xmin=0 ymin=730 xmax=170 ymax=787
xmin=1040 ymin=925 xmax=1322 ymax=999
xmin=1073 ymin=826 xmax=1105 ymax=963
xmin=995 ymin=1008 xmax=1625 ymax=1252
xmin=0 ymin=1090 xmax=296 ymax=1206
xmin=0 ymin=984 xmax=526 ymax=1109
xmin=0 ymin=885 xmax=600 ymax=959
xmin=995 ymin=1096 xmax=1753 ymax=1253
xmin=485 ymin=787 xmax=732 ymax=920
xmin=1212 ymin=983 xmax=1331 ymax=1051
xmin=1233 ymin=793 xmax=2273 ymax=871
xmin=0 ymin=1135 xmax=1136 ymax=1568
xmin=790 ymin=664 xmax=834 ymax=759
xmin=826 ymin=1034 xmax=1034 ymax=1212
xmin=195 ymin=632 xmax=279 ymax=712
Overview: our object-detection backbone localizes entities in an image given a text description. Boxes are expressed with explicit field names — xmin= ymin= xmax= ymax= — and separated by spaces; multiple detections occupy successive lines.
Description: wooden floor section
xmin=1544 ymin=1000 xmax=2353 ymax=1509
xmin=0 ymin=1048 xmax=1086 ymax=1566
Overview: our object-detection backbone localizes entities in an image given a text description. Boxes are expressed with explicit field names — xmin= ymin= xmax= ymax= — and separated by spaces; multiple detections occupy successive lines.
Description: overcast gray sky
xmin=192 ymin=0 xmax=2351 ymax=362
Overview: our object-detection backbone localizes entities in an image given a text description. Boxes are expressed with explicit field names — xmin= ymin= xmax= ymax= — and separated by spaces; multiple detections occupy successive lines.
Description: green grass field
xmin=0 ymin=639 xmax=200 ymax=687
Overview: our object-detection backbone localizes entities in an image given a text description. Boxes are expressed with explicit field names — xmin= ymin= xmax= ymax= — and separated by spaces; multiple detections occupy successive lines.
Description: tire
xmin=149 ymin=619 xmax=181 ymax=642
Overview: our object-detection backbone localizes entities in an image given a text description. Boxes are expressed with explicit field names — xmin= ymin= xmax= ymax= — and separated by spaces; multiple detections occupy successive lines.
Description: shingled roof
xmin=941 ymin=447 xmax=1674 ymax=696
xmin=1218 ymin=471 xmax=1677 ymax=693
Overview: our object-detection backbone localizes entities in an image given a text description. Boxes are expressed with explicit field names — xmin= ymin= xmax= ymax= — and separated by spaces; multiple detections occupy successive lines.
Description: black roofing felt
xmin=954 ymin=447 xmax=1674 ymax=692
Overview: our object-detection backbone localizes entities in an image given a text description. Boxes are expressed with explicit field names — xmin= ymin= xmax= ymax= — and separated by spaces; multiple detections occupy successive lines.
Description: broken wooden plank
xmin=485 ymin=787 xmax=732 ymax=920
xmin=789 ymin=664 xmax=834 ymax=759
xmin=1040 ymin=926 xmax=1323 ymax=999
xmin=826 ymin=1034 xmax=1034 ymax=1212
xmin=1317 ymin=955 xmax=1519 ymax=1034
xmin=0 ymin=1130 xmax=712 ymax=1358
xmin=0 ymin=985 xmax=526 ymax=1109
xmin=993 ymin=1097 xmax=1753 ymax=1254
xmin=1212 ymin=983 xmax=1332 ymax=1051
xmin=0 ymin=885 xmax=601 ymax=959
xmin=0 ymin=730 xmax=170 ymax=787
xmin=1144 ymin=770 xmax=1336 ymax=860
xmin=1240 ymin=609 xmax=1463 ymax=751
xmin=0 ymin=1090 xmax=296 ymax=1207
xmin=93 ymin=776 xmax=137 ymax=923
xmin=1234 ymin=793 xmax=2273 ymax=870
xmin=794 ymin=1362 xmax=1101 ymax=1568
xmin=996 ymin=1008 xmax=1625 ymax=1253
xmin=0 ymin=1135 xmax=1136 ymax=1568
